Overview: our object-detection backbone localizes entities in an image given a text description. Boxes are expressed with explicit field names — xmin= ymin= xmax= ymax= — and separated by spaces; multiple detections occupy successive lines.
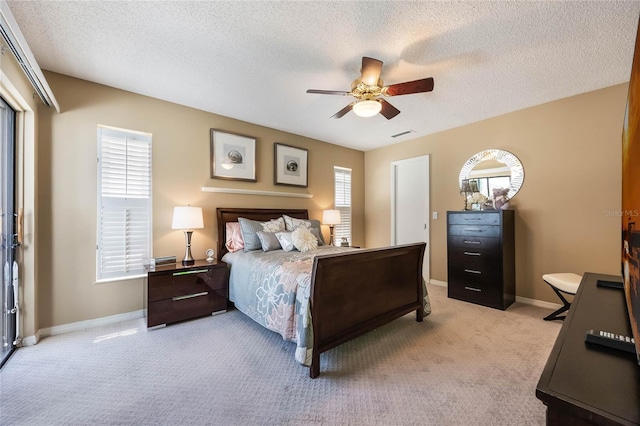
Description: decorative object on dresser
xmin=144 ymin=259 xmax=229 ymax=329
xmin=210 ymin=129 xmax=257 ymax=182
xmin=274 ymin=143 xmax=308 ymax=187
xmin=447 ymin=210 xmax=515 ymax=310
xmin=322 ymin=209 xmax=341 ymax=245
xmin=459 ymin=178 xmax=477 ymax=211
xmin=171 ymin=206 xmax=204 ymax=266
xmin=205 ymin=248 xmax=215 ymax=262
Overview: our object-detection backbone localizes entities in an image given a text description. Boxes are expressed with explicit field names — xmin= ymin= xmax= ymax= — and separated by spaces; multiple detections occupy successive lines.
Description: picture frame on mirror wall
xmin=274 ymin=143 xmax=308 ymax=187
xmin=210 ymin=129 xmax=257 ymax=182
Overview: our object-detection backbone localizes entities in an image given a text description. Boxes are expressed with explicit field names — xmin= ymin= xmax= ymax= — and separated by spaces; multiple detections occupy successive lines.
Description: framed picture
xmin=274 ymin=143 xmax=308 ymax=187
xmin=210 ymin=129 xmax=257 ymax=182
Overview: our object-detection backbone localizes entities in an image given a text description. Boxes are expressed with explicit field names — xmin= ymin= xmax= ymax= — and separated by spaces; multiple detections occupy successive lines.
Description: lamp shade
xmin=352 ymin=100 xmax=382 ymax=117
xmin=322 ymin=209 xmax=341 ymax=225
xmin=171 ymin=206 xmax=204 ymax=230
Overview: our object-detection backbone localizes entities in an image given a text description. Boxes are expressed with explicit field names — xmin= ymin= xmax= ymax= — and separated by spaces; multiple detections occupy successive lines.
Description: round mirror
xmin=459 ymin=149 xmax=524 ymax=200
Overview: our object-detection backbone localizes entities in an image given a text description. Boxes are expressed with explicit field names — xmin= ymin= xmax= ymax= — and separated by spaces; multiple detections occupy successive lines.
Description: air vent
xmin=391 ymin=130 xmax=416 ymax=138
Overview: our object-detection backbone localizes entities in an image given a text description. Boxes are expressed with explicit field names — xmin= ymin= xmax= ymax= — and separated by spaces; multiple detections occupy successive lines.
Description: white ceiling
xmin=6 ymin=1 xmax=640 ymax=151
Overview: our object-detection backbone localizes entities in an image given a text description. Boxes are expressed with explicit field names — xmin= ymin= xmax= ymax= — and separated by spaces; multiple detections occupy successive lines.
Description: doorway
xmin=391 ymin=155 xmax=430 ymax=281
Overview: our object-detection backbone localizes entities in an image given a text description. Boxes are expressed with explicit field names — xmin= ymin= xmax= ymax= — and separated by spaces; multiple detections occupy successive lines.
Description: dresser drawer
xmin=448 ymin=264 xmax=501 ymax=287
xmin=447 ymin=212 xmax=500 ymax=225
xmin=447 ymin=279 xmax=502 ymax=309
xmin=447 ymin=247 xmax=501 ymax=269
xmin=448 ymin=235 xmax=500 ymax=250
xmin=448 ymin=224 xmax=500 ymax=237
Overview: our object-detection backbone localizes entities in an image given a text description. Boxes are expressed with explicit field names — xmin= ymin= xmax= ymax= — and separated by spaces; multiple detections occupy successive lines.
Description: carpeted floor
xmin=0 ymin=285 xmax=561 ymax=425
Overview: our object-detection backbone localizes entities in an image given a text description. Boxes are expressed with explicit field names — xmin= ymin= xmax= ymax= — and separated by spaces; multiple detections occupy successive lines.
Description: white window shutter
xmin=97 ymin=126 xmax=152 ymax=281
xmin=334 ymin=167 xmax=352 ymax=245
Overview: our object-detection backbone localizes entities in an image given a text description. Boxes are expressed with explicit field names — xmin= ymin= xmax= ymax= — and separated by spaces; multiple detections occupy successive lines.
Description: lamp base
xmin=182 ymin=230 xmax=195 ymax=266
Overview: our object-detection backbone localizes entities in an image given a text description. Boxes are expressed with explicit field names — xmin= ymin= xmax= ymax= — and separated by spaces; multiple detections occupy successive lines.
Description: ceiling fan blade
xmin=384 ymin=77 xmax=434 ymax=96
xmin=331 ymin=102 xmax=355 ymax=119
xmin=379 ymin=99 xmax=401 ymax=120
xmin=307 ymin=89 xmax=351 ymax=95
xmin=360 ymin=57 xmax=383 ymax=86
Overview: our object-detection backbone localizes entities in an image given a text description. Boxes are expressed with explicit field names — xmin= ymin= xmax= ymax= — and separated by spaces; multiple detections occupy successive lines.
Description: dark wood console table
xmin=536 ymin=272 xmax=640 ymax=425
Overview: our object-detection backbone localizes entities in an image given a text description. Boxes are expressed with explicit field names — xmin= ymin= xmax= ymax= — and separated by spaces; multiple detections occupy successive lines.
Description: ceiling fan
xmin=306 ymin=56 xmax=434 ymax=119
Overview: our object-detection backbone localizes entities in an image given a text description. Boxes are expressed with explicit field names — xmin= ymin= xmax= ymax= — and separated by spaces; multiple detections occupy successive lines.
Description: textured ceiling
xmin=7 ymin=1 xmax=640 ymax=151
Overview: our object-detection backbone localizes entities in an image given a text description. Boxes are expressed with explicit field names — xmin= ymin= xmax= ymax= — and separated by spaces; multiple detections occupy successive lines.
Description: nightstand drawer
xmin=148 ymin=267 xmax=228 ymax=302
xmin=147 ymin=289 xmax=227 ymax=328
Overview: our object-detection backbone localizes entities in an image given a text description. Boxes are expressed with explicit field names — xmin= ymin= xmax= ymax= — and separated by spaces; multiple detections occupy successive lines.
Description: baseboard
xmin=515 ymin=295 xmax=562 ymax=310
xmin=429 ymin=279 xmax=447 ymax=288
xmin=21 ymin=310 xmax=144 ymax=346
xmin=427 ymin=279 xmax=562 ymax=310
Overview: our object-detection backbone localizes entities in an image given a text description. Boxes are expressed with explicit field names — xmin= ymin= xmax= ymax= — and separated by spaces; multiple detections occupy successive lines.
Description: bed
xmin=217 ymin=207 xmax=430 ymax=378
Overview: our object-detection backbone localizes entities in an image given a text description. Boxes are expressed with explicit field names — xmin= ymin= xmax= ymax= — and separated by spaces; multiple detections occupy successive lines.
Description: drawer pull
xmin=464 ymin=286 xmax=482 ymax=292
xmin=173 ymin=291 xmax=208 ymax=301
xmin=464 ymin=252 xmax=481 ymax=256
xmin=463 ymin=240 xmax=481 ymax=245
xmin=464 ymin=269 xmax=482 ymax=275
xmin=464 ymin=228 xmax=483 ymax=233
xmin=464 ymin=217 xmax=481 ymax=221
xmin=173 ymin=269 xmax=209 ymax=276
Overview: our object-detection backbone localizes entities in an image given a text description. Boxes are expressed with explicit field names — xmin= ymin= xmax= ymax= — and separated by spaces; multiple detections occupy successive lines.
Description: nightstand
xmin=144 ymin=259 xmax=228 ymax=328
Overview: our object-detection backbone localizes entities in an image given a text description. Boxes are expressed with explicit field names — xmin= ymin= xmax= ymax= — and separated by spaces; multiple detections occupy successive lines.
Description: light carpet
xmin=0 ymin=285 xmax=561 ymax=425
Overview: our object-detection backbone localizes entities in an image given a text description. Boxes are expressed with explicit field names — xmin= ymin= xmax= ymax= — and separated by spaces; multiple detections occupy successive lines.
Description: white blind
xmin=97 ymin=126 xmax=152 ymax=281
xmin=334 ymin=167 xmax=351 ymax=245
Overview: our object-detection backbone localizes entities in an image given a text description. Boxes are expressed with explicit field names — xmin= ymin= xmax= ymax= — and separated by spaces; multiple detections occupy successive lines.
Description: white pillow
xmin=275 ymin=232 xmax=296 ymax=252
xmin=291 ymin=227 xmax=318 ymax=252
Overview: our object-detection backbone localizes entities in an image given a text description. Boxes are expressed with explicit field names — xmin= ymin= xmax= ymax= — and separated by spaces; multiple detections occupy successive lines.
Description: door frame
xmin=390 ymin=155 xmax=430 ymax=282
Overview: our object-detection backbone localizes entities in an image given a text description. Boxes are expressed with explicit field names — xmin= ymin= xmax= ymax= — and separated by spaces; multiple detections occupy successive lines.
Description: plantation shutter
xmin=334 ymin=167 xmax=352 ymax=245
xmin=97 ymin=126 xmax=152 ymax=281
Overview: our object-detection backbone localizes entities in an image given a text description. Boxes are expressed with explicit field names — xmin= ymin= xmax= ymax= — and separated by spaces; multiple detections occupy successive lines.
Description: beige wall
xmin=36 ymin=71 xmax=364 ymax=330
xmin=365 ymin=84 xmax=627 ymax=304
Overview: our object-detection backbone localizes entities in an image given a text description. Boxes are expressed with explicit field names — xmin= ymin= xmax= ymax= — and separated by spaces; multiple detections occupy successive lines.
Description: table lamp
xmin=322 ymin=209 xmax=341 ymax=245
xmin=172 ymin=206 xmax=204 ymax=265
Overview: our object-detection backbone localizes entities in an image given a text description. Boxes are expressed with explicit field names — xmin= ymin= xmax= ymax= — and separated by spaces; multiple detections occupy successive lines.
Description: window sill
xmin=95 ymin=273 xmax=146 ymax=285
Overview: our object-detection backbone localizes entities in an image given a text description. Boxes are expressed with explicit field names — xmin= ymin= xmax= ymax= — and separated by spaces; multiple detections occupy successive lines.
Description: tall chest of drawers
xmin=447 ymin=210 xmax=515 ymax=310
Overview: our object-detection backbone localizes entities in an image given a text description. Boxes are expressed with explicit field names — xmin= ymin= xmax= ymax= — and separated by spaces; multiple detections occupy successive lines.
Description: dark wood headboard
xmin=216 ymin=207 xmax=309 ymax=258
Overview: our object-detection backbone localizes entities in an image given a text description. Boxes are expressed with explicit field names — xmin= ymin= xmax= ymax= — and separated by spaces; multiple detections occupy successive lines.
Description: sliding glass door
xmin=0 ymin=96 xmax=16 ymax=367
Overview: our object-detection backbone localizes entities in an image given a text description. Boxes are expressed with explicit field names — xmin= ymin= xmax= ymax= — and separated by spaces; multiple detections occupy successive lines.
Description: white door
xmin=391 ymin=155 xmax=430 ymax=281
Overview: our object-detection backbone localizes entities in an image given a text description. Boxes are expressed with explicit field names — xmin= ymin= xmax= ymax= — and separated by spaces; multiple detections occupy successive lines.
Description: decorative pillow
xmin=225 ymin=222 xmax=244 ymax=253
xmin=238 ymin=217 xmax=286 ymax=252
xmin=291 ymin=227 xmax=318 ymax=252
xmin=282 ymin=215 xmax=325 ymax=245
xmin=263 ymin=217 xmax=286 ymax=233
xmin=256 ymin=231 xmax=282 ymax=252
xmin=275 ymin=232 xmax=296 ymax=252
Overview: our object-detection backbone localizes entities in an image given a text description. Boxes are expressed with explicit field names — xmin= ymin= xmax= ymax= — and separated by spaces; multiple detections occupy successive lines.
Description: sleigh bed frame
xmin=217 ymin=207 xmax=426 ymax=378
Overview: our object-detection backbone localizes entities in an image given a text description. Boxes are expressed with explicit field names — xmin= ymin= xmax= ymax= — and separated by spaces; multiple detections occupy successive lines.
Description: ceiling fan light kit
xmin=306 ymin=56 xmax=434 ymax=120
xmin=353 ymin=99 xmax=381 ymax=117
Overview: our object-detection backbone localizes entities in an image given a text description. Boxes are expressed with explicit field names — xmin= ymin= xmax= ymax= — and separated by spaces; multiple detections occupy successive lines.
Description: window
xmin=96 ymin=126 xmax=152 ymax=282
xmin=334 ymin=166 xmax=351 ymax=245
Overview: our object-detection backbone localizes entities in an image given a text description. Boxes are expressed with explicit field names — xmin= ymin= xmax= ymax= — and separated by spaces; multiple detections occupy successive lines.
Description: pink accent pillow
xmin=225 ymin=222 xmax=245 ymax=253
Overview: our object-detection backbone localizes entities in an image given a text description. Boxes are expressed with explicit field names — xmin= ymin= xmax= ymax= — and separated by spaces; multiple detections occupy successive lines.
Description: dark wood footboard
xmin=309 ymin=242 xmax=426 ymax=378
